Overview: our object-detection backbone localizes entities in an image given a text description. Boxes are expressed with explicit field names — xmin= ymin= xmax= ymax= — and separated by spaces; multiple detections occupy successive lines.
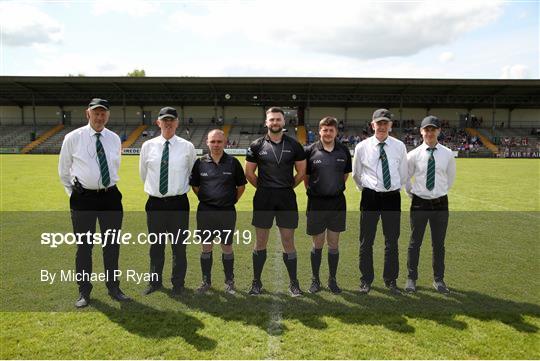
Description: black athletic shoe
xmin=328 ymin=277 xmax=342 ymax=294
xmin=224 ymin=279 xmax=236 ymax=295
xmin=405 ymin=279 xmax=416 ymax=293
xmin=108 ymin=287 xmax=131 ymax=302
xmin=171 ymin=285 xmax=184 ymax=296
xmin=289 ymin=279 xmax=303 ymax=297
xmin=142 ymin=283 xmax=162 ymax=296
xmin=75 ymin=293 xmax=90 ymax=308
xmin=308 ymin=278 xmax=321 ymax=294
xmin=196 ymin=281 xmax=211 ymax=294
xmin=385 ymin=280 xmax=401 ymax=295
xmin=433 ymin=280 xmax=450 ymax=294
xmin=248 ymin=280 xmax=263 ymax=295
xmin=359 ymin=281 xmax=371 ymax=294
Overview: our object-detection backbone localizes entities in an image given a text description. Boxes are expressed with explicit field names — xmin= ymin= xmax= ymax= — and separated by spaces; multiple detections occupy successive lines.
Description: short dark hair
xmin=319 ymin=116 xmax=338 ymax=129
xmin=266 ymin=106 xmax=285 ymax=116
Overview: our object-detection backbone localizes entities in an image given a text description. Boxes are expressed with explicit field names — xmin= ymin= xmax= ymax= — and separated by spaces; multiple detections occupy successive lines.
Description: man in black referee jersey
xmin=190 ymin=129 xmax=247 ymax=294
xmin=304 ymin=116 xmax=352 ymax=294
xmin=245 ymin=107 xmax=307 ymax=296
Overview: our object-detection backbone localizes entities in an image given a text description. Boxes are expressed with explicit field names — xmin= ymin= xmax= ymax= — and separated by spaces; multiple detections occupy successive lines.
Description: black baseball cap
xmin=158 ymin=107 xmax=178 ymax=120
xmin=372 ymin=108 xmax=392 ymax=122
xmin=88 ymin=98 xmax=109 ymax=110
xmin=420 ymin=115 xmax=441 ymax=129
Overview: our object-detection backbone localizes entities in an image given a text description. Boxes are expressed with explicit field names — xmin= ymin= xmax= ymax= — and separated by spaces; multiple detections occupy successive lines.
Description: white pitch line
xmin=266 ymin=229 xmax=284 ymax=360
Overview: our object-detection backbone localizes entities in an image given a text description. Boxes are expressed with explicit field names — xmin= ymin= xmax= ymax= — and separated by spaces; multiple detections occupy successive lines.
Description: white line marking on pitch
xmin=266 ymin=229 xmax=283 ymax=360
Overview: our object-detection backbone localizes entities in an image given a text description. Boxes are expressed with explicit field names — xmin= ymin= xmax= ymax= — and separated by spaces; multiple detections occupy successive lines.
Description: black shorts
xmin=252 ymin=187 xmax=298 ymax=229
xmin=196 ymin=202 xmax=236 ymax=245
xmin=306 ymin=194 xmax=346 ymax=235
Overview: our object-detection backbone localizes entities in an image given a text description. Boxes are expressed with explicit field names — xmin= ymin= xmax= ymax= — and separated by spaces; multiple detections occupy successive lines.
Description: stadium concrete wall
xmin=0 ymin=106 xmax=21 ymax=125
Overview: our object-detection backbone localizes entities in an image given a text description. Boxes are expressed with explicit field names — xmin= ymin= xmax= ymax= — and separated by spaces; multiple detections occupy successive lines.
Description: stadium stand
xmin=122 ymin=125 xmax=148 ymax=148
xmin=1 ymin=77 xmax=538 ymax=156
xmin=21 ymin=124 xmax=64 ymax=154
xmin=1 ymin=121 xmax=538 ymax=157
xmin=0 ymin=125 xmax=51 ymax=152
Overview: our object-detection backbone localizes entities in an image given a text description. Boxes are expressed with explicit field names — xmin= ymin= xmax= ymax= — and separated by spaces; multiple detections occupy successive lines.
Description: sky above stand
xmin=1 ymin=0 xmax=538 ymax=78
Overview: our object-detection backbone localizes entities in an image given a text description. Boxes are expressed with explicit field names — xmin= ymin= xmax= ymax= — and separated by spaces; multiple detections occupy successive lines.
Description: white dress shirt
xmin=58 ymin=124 xmax=121 ymax=195
xmin=352 ymin=135 xmax=408 ymax=192
xmin=406 ymin=142 xmax=456 ymax=199
xmin=139 ymin=134 xmax=196 ymax=197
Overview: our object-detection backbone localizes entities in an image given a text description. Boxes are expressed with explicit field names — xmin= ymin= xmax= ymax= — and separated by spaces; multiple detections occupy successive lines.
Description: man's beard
xmin=322 ymin=137 xmax=335 ymax=145
xmin=269 ymin=126 xmax=283 ymax=134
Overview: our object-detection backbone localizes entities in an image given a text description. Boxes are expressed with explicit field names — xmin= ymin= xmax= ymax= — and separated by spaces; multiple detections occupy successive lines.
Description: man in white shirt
xmin=139 ymin=107 xmax=196 ymax=296
xmin=58 ymin=98 xmax=130 ymax=308
xmin=352 ymin=109 xmax=408 ymax=294
xmin=405 ymin=115 xmax=456 ymax=294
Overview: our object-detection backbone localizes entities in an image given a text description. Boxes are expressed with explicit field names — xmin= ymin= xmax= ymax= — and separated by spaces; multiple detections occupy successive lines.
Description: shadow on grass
xmin=161 ymin=286 xmax=540 ymax=336
xmin=91 ymin=298 xmax=217 ymax=351
xmin=87 ymin=286 xmax=539 ymax=340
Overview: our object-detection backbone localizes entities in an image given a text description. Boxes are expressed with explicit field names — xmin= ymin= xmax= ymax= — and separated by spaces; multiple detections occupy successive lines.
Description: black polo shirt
xmin=246 ymin=134 xmax=306 ymax=189
xmin=305 ymin=140 xmax=352 ymax=197
xmin=190 ymin=152 xmax=247 ymax=208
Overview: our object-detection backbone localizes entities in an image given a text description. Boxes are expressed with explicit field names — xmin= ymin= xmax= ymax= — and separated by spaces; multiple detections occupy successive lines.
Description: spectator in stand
xmin=217 ymin=116 xmax=224 ymax=126
xmin=338 ymin=120 xmax=345 ymax=133
xmin=189 ymin=117 xmax=194 ymax=124
xmin=307 ymin=130 xmax=316 ymax=145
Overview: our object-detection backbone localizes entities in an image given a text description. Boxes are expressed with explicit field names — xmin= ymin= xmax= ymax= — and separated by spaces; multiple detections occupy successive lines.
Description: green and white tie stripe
xmin=95 ymin=133 xmax=110 ymax=187
xmin=159 ymin=140 xmax=170 ymax=195
xmin=426 ymin=147 xmax=436 ymax=191
xmin=378 ymin=142 xmax=391 ymax=190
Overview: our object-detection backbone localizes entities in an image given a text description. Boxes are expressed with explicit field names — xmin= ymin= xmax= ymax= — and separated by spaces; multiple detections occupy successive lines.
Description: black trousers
xmin=407 ymin=194 xmax=449 ymax=282
xmin=70 ymin=186 xmax=123 ymax=295
xmin=145 ymin=194 xmax=189 ymax=287
xmin=359 ymin=188 xmax=401 ymax=284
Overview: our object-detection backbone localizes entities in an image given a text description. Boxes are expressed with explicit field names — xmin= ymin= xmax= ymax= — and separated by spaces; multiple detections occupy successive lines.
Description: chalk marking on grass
xmin=266 ymin=229 xmax=284 ymax=360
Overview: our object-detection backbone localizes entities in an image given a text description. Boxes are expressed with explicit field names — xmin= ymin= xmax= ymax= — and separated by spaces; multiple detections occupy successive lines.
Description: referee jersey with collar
xmin=246 ymin=134 xmax=305 ymax=189
xmin=190 ymin=152 xmax=247 ymax=208
xmin=305 ymin=140 xmax=352 ymax=197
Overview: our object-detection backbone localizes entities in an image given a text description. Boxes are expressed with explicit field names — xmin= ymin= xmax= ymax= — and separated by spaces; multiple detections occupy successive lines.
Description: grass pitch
xmin=0 ymin=155 xmax=539 ymax=359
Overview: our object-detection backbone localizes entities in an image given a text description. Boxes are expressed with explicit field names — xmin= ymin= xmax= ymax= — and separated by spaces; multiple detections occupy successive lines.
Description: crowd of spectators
xmin=495 ymin=136 xmax=530 ymax=146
